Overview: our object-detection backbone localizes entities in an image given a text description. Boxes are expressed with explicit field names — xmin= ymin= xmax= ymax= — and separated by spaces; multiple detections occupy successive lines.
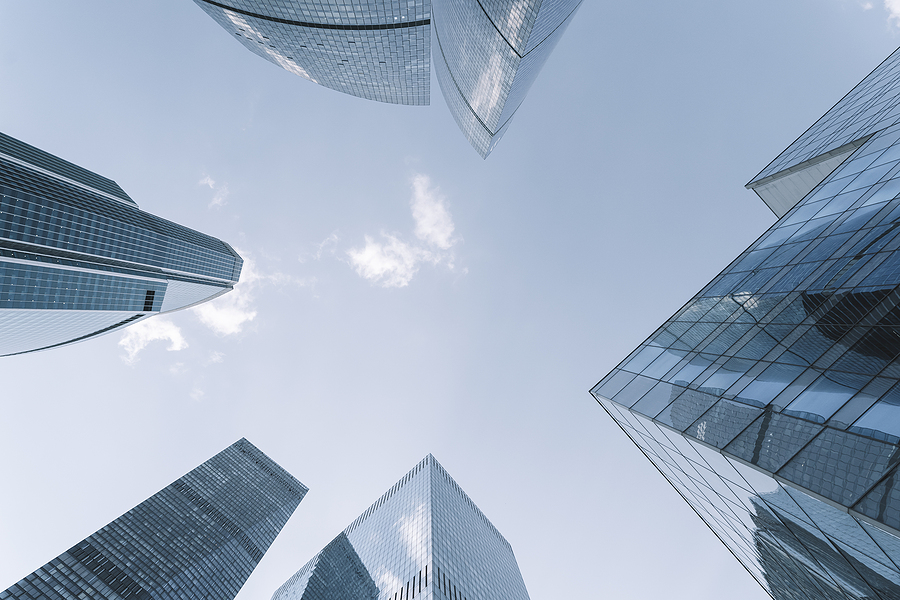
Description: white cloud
xmin=119 ymin=318 xmax=188 ymax=364
xmin=347 ymin=234 xmax=431 ymax=288
xmin=199 ymin=174 xmax=229 ymax=209
xmin=347 ymin=174 xmax=461 ymax=288
xmin=887 ymin=0 xmax=900 ymax=22
xmin=299 ymin=232 xmax=340 ymax=263
xmin=884 ymin=0 xmax=900 ymax=26
xmin=169 ymin=362 xmax=188 ymax=375
xmin=190 ymin=387 xmax=205 ymax=402
xmin=862 ymin=1 xmax=874 ymax=9
xmin=192 ymin=250 xmax=301 ymax=335
xmin=411 ymin=175 xmax=455 ymax=249
xmin=206 ymin=351 xmax=225 ymax=365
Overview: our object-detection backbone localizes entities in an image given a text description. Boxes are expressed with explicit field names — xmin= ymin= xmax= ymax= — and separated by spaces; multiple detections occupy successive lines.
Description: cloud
xmin=411 ymin=175 xmax=455 ymax=249
xmin=119 ymin=318 xmax=188 ymax=364
xmin=190 ymin=387 xmax=205 ymax=402
xmin=169 ymin=362 xmax=188 ymax=375
xmin=199 ymin=174 xmax=229 ymax=209
xmin=206 ymin=351 xmax=225 ymax=365
xmin=347 ymin=174 xmax=461 ymax=288
xmin=192 ymin=250 xmax=301 ymax=335
xmin=347 ymin=234 xmax=431 ymax=288
xmin=299 ymin=232 xmax=340 ymax=263
xmin=887 ymin=0 xmax=900 ymax=22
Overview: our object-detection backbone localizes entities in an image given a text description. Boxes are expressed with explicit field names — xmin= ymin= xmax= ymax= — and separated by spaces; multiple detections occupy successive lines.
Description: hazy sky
xmin=2 ymin=2 xmax=900 ymax=600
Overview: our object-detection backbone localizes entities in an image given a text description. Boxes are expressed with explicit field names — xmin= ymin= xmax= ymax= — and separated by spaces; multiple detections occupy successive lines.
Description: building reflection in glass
xmin=592 ymin=44 xmax=900 ymax=599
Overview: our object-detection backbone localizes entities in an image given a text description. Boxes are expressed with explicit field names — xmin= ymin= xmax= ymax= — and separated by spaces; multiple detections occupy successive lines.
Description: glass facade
xmin=0 ymin=438 xmax=307 ymax=600
xmin=193 ymin=0 xmax=431 ymax=105
xmin=272 ymin=454 xmax=530 ymax=600
xmin=0 ymin=132 xmax=242 ymax=356
xmin=592 ymin=46 xmax=900 ymax=600
xmin=192 ymin=0 xmax=581 ymax=157
xmin=431 ymin=0 xmax=581 ymax=157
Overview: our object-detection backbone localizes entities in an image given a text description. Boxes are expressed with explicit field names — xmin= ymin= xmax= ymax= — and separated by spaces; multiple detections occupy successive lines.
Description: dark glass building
xmin=190 ymin=0 xmax=581 ymax=158
xmin=272 ymin=454 xmax=530 ymax=600
xmin=0 ymin=132 xmax=242 ymax=356
xmin=592 ymin=47 xmax=900 ymax=599
xmin=0 ymin=438 xmax=306 ymax=600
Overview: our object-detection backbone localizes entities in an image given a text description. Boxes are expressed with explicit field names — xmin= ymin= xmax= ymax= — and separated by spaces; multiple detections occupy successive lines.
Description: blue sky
xmin=2 ymin=2 xmax=900 ymax=599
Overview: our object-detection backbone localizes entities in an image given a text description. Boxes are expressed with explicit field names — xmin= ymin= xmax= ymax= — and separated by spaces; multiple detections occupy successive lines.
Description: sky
xmin=1 ymin=1 xmax=900 ymax=600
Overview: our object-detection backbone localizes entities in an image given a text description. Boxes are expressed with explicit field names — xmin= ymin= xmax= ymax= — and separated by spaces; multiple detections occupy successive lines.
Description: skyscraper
xmin=0 ymin=132 xmax=242 ymax=357
xmin=591 ymin=47 xmax=900 ymax=599
xmin=432 ymin=0 xmax=582 ymax=157
xmin=190 ymin=0 xmax=581 ymax=157
xmin=272 ymin=454 xmax=530 ymax=600
xmin=192 ymin=0 xmax=431 ymax=105
xmin=0 ymin=438 xmax=307 ymax=600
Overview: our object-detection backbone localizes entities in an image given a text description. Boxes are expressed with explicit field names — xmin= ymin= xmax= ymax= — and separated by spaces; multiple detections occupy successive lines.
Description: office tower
xmin=0 ymin=438 xmax=307 ymax=600
xmin=192 ymin=0 xmax=431 ymax=105
xmin=432 ymin=0 xmax=582 ymax=157
xmin=191 ymin=0 xmax=581 ymax=157
xmin=591 ymin=48 xmax=900 ymax=599
xmin=272 ymin=454 xmax=530 ymax=600
xmin=0 ymin=132 xmax=242 ymax=357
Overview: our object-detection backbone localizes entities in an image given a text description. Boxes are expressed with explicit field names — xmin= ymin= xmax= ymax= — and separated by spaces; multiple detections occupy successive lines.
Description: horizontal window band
xmin=199 ymin=0 xmax=429 ymax=30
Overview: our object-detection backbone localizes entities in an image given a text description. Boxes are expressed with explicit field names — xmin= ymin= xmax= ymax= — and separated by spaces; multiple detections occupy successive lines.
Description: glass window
xmin=851 ymin=382 xmax=900 ymax=443
xmin=620 ymin=345 xmax=663 ymax=374
xmin=667 ymin=353 xmax=715 ymax=385
xmin=736 ymin=363 xmax=806 ymax=407
xmin=641 ymin=348 xmax=687 ymax=379
xmin=785 ymin=371 xmax=873 ymax=423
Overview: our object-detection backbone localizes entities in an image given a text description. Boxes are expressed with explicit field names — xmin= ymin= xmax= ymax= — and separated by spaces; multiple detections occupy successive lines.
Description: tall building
xmin=0 ymin=438 xmax=307 ymax=600
xmin=432 ymin=0 xmax=582 ymax=157
xmin=191 ymin=0 xmax=581 ymax=158
xmin=0 ymin=132 xmax=242 ymax=357
xmin=192 ymin=0 xmax=431 ymax=106
xmin=272 ymin=454 xmax=530 ymax=600
xmin=592 ymin=47 xmax=900 ymax=599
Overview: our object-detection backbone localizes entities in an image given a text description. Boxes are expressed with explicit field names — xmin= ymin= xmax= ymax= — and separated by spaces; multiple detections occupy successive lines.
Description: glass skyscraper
xmin=0 ymin=438 xmax=307 ymax=600
xmin=190 ymin=0 xmax=580 ymax=157
xmin=192 ymin=0 xmax=431 ymax=106
xmin=591 ymin=47 xmax=900 ymax=599
xmin=432 ymin=0 xmax=582 ymax=157
xmin=0 ymin=132 xmax=242 ymax=357
xmin=272 ymin=454 xmax=530 ymax=600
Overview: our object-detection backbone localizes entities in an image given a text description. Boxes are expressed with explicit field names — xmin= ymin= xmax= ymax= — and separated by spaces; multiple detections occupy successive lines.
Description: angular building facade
xmin=191 ymin=0 xmax=580 ymax=157
xmin=0 ymin=132 xmax=242 ymax=357
xmin=591 ymin=48 xmax=900 ymax=599
xmin=0 ymin=438 xmax=307 ymax=600
xmin=272 ymin=454 xmax=530 ymax=600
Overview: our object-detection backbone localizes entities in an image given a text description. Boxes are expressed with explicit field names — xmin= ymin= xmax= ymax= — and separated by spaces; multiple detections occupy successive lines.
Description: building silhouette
xmin=0 ymin=438 xmax=306 ymax=600
xmin=0 ymin=132 xmax=242 ymax=357
xmin=592 ymin=47 xmax=900 ymax=599
xmin=272 ymin=454 xmax=530 ymax=600
xmin=191 ymin=0 xmax=581 ymax=158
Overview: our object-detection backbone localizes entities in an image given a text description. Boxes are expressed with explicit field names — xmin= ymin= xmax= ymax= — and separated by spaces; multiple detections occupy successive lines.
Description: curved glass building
xmin=272 ymin=454 xmax=530 ymax=600
xmin=431 ymin=0 xmax=582 ymax=157
xmin=193 ymin=0 xmax=431 ymax=105
xmin=191 ymin=0 xmax=581 ymax=157
xmin=592 ymin=47 xmax=900 ymax=599
xmin=0 ymin=438 xmax=306 ymax=600
xmin=0 ymin=132 xmax=242 ymax=357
